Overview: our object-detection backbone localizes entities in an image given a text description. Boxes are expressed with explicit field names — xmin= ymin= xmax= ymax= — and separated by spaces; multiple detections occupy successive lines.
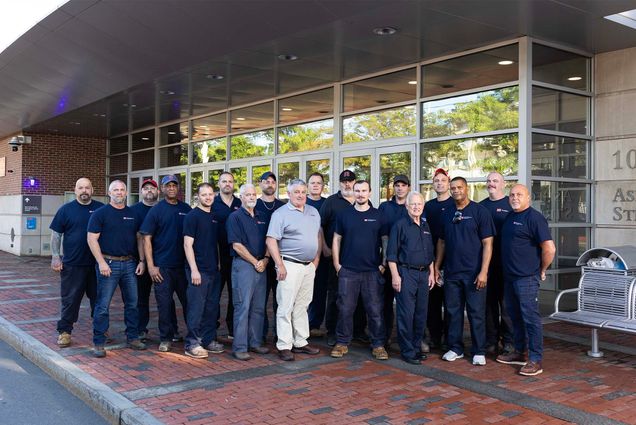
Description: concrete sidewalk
xmin=0 ymin=251 xmax=635 ymax=425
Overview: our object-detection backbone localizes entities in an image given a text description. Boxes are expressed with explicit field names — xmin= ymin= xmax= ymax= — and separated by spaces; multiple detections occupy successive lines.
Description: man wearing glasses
xmin=434 ymin=177 xmax=495 ymax=366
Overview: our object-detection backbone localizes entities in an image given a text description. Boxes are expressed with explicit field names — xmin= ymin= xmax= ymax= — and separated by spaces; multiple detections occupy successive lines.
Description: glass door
xmin=228 ymin=160 xmax=273 ymax=195
xmin=128 ymin=172 xmax=156 ymax=205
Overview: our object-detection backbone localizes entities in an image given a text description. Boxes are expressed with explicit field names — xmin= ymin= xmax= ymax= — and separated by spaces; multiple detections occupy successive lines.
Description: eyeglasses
xmin=452 ymin=211 xmax=463 ymax=224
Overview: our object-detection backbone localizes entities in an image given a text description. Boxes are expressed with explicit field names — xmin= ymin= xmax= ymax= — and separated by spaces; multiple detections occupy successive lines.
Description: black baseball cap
xmin=393 ymin=174 xmax=410 ymax=185
xmin=339 ymin=170 xmax=356 ymax=182
xmin=260 ymin=171 xmax=276 ymax=181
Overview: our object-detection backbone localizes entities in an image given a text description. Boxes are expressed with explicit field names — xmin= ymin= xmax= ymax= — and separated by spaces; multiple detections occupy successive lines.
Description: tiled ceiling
xmin=2 ymin=0 xmax=636 ymax=139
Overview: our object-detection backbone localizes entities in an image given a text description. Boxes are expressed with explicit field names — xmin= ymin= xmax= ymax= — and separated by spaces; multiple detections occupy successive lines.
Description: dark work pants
xmin=427 ymin=284 xmax=445 ymax=345
xmin=505 ymin=276 xmax=543 ymax=362
xmin=57 ymin=265 xmax=96 ymax=334
xmin=382 ymin=268 xmax=395 ymax=342
xmin=485 ymin=266 xmax=514 ymax=348
xmin=137 ymin=270 xmax=152 ymax=334
xmin=185 ymin=269 xmax=222 ymax=350
xmin=232 ymin=258 xmax=267 ymax=353
xmin=262 ymin=261 xmax=278 ymax=340
xmin=395 ymin=267 xmax=430 ymax=360
xmin=336 ymin=267 xmax=385 ymax=348
xmin=217 ymin=256 xmax=234 ymax=335
xmin=325 ymin=261 xmax=367 ymax=337
xmin=444 ymin=278 xmax=487 ymax=357
xmin=308 ymin=255 xmax=329 ymax=329
xmin=154 ymin=267 xmax=188 ymax=342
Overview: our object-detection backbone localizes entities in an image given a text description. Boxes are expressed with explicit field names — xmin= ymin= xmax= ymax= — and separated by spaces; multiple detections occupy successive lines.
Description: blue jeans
xmin=395 ymin=267 xmax=430 ymax=360
xmin=444 ymin=278 xmax=487 ymax=356
xmin=505 ymin=276 xmax=543 ymax=362
xmin=57 ymin=265 xmax=96 ymax=334
xmin=92 ymin=259 xmax=139 ymax=346
xmin=232 ymin=258 xmax=267 ymax=353
xmin=154 ymin=267 xmax=188 ymax=342
xmin=336 ymin=267 xmax=385 ymax=348
xmin=185 ymin=269 xmax=222 ymax=350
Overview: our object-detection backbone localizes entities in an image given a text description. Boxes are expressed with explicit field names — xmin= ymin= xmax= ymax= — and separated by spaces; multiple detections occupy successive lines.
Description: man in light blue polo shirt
xmin=266 ymin=179 xmax=322 ymax=361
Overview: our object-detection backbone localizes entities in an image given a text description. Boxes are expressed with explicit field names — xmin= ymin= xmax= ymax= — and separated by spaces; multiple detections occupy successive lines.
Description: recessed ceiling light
xmin=498 ymin=60 xmax=514 ymax=65
xmin=141 ymin=137 xmax=150 ymax=140
xmin=168 ymin=131 xmax=176 ymax=135
xmin=235 ymin=117 xmax=246 ymax=121
xmin=408 ymin=80 xmax=418 ymax=85
xmin=69 ymin=121 xmax=80 ymax=125
xmin=373 ymin=26 xmax=398 ymax=36
xmin=206 ymin=74 xmax=224 ymax=80
xmin=130 ymin=104 xmax=137 ymax=108
xmin=567 ymin=76 xmax=582 ymax=81
xmin=281 ymin=107 xmax=293 ymax=111
xmin=278 ymin=54 xmax=298 ymax=61
xmin=160 ymin=90 xmax=175 ymax=95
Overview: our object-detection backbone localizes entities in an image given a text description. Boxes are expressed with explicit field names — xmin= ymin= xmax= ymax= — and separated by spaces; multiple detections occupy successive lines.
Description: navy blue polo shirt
xmin=306 ymin=196 xmax=326 ymax=213
xmin=183 ymin=207 xmax=219 ymax=273
xmin=255 ymin=198 xmax=285 ymax=224
xmin=386 ymin=216 xmax=434 ymax=268
xmin=335 ymin=206 xmax=389 ymax=272
xmin=87 ymin=204 xmax=140 ymax=257
xmin=501 ymin=207 xmax=552 ymax=279
xmin=211 ymin=194 xmax=241 ymax=259
xmin=480 ymin=196 xmax=511 ymax=267
xmin=130 ymin=202 xmax=153 ymax=226
xmin=50 ymin=199 xmax=104 ymax=266
xmin=139 ymin=199 xmax=192 ymax=268
xmin=320 ymin=191 xmax=354 ymax=247
xmin=226 ymin=207 xmax=269 ymax=259
xmin=424 ymin=196 xmax=455 ymax=249
xmin=379 ymin=197 xmax=409 ymax=232
xmin=440 ymin=201 xmax=495 ymax=281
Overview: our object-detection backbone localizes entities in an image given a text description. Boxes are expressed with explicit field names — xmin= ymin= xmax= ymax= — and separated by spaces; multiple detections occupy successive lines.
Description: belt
xmin=103 ymin=255 xmax=135 ymax=261
xmin=400 ymin=263 xmax=429 ymax=271
xmin=282 ymin=256 xmax=311 ymax=266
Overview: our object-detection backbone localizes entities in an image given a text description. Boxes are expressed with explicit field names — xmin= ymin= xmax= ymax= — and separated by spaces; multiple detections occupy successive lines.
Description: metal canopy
xmin=2 ymin=0 xmax=636 ymax=139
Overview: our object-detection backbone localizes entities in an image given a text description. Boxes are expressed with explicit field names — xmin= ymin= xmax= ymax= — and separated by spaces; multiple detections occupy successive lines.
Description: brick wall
xmin=0 ymin=134 xmax=24 ymax=196
xmin=21 ymin=132 xmax=107 ymax=196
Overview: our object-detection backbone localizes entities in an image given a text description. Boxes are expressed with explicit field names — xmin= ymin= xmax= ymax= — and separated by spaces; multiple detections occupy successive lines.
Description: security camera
xmin=9 ymin=137 xmax=20 ymax=152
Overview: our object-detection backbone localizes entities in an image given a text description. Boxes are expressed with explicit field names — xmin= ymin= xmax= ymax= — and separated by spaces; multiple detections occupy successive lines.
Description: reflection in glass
xmin=531 ymin=134 xmax=588 ymax=179
xmin=342 ymin=155 xmax=371 ymax=182
xmin=129 ymin=178 xmax=140 ymax=194
xmin=343 ymin=68 xmax=416 ymax=112
xmin=422 ymin=44 xmax=518 ymax=98
xmin=531 ymin=181 xmax=589 ymax=223
xmin=132 ymin=129 xmax=154 ymax=151
xmin=343 ymin=105 xmax=416 ymax=144
xmin=422 ymin=86 xmax=518 ymax=139
xmin=230 ymin=167 xmax=247 ymax=193
xmin=279 ymin=88 xmax=334 ymax=123
xmin=131 ymin=150 xmax=154 ymax=171
xmin=230 ymin=102 xmax=274 ymax=132
xmin=208 ymin=169 xmax=225 ymax=190
xmin=159 ymin=145 xmax=188 ymax=168
xmin=533 ymin=44 xmax=589 ymax=91
xmin=110 ymin=136 xmax=128 ymax=154
xmin=553 ymin=227 xmax=588 ymax=268
xmin=192 ymin=138 xmax=226 ymax=164
xmin=109 ymin=154 xmax=128 ymax=175
xmin=132 ymin=106 xmax=155 ymax=131
xmin=277 ymin=162 xmax=300 ymax=199
xmin=532 ymin=87 xmax=588 ymax=135
xmin=420 ymin=133 xmax=518 ymax=180
xmin=190 ymin=171 xmax=204 ymax=207
xmin=252 ymin=164 xmax=271 ymax=196
xmin=192 ymin=113 xmax=227 ymax=140
xmin=420 ymin=181 xmax=517 ymax=203
xmin=157 ymin=172 xmax=186 ymax=202
xmin=160 ymin=122 xmax=189 ymax=145
xmin=230 ymin=130 xmax=274 ymax=159
xmin=557 ymin=272 xmax=584 ymax=291
xmin=379 ymin=152 xmax=411 ymax=202
xmin=278 ymin=119 xmax=333 ymax=154
xmin=306 ymin=159 xmax=330 ymax=196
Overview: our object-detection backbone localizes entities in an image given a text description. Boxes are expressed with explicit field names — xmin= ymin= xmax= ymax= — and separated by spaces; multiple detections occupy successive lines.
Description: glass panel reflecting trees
xmin=379 ymin=152 xmax=411 ymax=202
xmin=278 ymin=119 xmax=333 ymax=154
xmin=343 ymin=105 xmax=416 ymax=144
xmin=230 ymin=130 xmax=274 ymax=159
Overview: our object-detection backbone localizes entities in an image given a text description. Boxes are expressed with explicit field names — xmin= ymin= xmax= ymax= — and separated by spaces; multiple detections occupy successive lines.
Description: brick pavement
xmin=0 ymin=251 xmax=635 ymax=424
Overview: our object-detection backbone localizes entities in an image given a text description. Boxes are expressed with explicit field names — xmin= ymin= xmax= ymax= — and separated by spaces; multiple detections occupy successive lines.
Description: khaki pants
xmin=275 ymin=260 xmax=315 ymax=351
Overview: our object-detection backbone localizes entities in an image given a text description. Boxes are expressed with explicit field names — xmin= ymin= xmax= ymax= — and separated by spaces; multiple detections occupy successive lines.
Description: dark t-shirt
xmin=87 ymin=204 xmax=140 ymax=257
xmin=139 ymin=200 xmax=192 ymax=268
xmin=320 ymin=191 xmax=354 ymax=247
xmin=226 ymin=207 xmax=269 ymax=259
xmin=335 ymin=206 xmax=389 ymax=272
xmin=379 ymin=197 xmax=409 ymax=233
xmin=501 ymin=207 xmax=552 ymax=279
xmin=424 ymin=196 xmax=455 ymax=250
xmin=440 ymin=201 xmax=495 ymax=281
xmin=182 ymin=207 xmax=219 ymax=273
xmin=479 ymin=196 xmax=511 ymax=268
xmin=255 ymin=198 xmax=285 ymax=224
xmin=386 ymin=216 xmax=434 ymax=268
xmin=210 ymin=194 xmax=241 ymax=259
xmin=130 ymin=202 xmax=153 ymax=226
xmin=306 ymin=196 xmax=326 ymax=213
xmin=50 ymin=199 xmax=104 ymax=266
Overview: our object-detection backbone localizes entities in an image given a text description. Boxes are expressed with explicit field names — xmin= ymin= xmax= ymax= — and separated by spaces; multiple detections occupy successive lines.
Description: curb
xmin=0 ymin=316 xmax=163 ymax=425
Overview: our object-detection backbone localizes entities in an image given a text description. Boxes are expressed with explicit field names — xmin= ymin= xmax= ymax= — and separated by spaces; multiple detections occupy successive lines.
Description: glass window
xmin=422 ymin=86 xmax=519 ymax=139
xmin=230 ymin=130 xmax=274 ymax=159
xmin=160 ymin=122 xmax=189 ymax=146
xmin=131 ymin=106 xmax=155 ymax=130
xmin=306 ymin=159 xmax=331 ymax=196
xmin=277 ymin=162 xmax=300 ymax=199
xmin=159 ymin=144 xmax=188 ymax=168
xmin=131 ymin=150 xmax=154 ymax=171
xmin=192 ymin=113 xmax=227 ymax=140
xmin=108 ymin=175 xmax=127 ymax=185
xmin=129 ymin=178 xmax=140 ymax=194
xmin=132 ymin=129 xmax=154 ymax=151
xmin=278 ymin=119 xmax=333 ymax=154
xmin=251 ymin=164 xmax=272 ymax=195
xmin=109 ymin=154 xmax=128 ymax=175
xmin=230 ymin=101 xmax=274 ymax=132
xmin=420 ymin=133 xmax=518 ymax=180
xmin=230 ymin=166 xmax=247 ymax=192
xmin=557 ymin=272 xmax=584 ymax=291
xmin=553 ymin=227 xmax=588 ymax=268
xmin=343 ymin=105 xmax=416 ymax=144
xmin=109 ymin=136 xmax=128 ymax=154
xmin=379 ymin=151 xmax=411 ymax=202
xmin=420 ymin=181 xmax=517 ymax=203
xmin=531 ymin=181 xmax=589 ymax=223
xmin=192 ymin=138 xmax=226 ymax=164
xmin=190 ymin=171 xmax=204 ymax=207
xmin=342 ymin=155 xmax=371 ymax=181
xmin=208 ymin=169 xmax=225 ymax=191
xmin=158 ymin=172 xmax=186 ymax=201
xmin=343 ymin=68 xmax=416 ymax=112
xmin=533 ymin=44 xmax=589 ymax=91
xmin=531 ymin=134 xmax=588 ymax=179
xmin=532 ymin=87 xmax=589 ymax=135
xmin=422 ymin=44 xmax=518 ymax=98
xmin=279 ymin=88 xmax=334 ymax=124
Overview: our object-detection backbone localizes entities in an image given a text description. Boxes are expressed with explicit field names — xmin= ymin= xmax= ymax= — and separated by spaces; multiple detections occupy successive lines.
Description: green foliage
xmin=343 ymin=106 xmax=416 ymax=144
xmin=278 ymin=120 xmax=333 ymax=154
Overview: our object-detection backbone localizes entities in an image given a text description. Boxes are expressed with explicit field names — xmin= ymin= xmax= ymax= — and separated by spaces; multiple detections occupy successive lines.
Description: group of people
xmin=50 ymin=167 xmax=554 ymax=376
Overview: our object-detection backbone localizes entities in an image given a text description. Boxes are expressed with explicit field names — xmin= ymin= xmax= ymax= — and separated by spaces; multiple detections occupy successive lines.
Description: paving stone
xmin=348 ymin=408 xmax=371 ymax=417
xmin=602 ymin=390 xmax=633 ymax=401
xmin=406 ymin=419 xmax=431 ymax=425
xmin=162 ymin=404 xmax=188 ymax=412
xmin=366 ymin=415 xmax=391 ymax=424
xmin=310 ymin=406 xmax=335 ymax=415
xmin=286 ymin=388 xmax=309 ymax=395
xmin=186 ymin=412 xmax=216 ymax=420
xmin=501 ymin=410 xmax=522 ymax=418
xmin=389 ymin=394 xmax=408 ymax=401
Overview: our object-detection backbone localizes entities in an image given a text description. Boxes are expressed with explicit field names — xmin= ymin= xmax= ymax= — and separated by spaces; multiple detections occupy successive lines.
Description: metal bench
xmin=550 ymin=246 xmax=636 ymax=358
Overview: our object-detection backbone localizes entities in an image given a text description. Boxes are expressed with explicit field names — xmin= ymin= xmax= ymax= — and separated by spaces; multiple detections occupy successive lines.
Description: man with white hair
xmin=266 ymin=179 xmax=322 ymax=361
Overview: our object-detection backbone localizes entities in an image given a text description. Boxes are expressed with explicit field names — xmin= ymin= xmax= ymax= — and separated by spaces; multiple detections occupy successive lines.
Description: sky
xmin=0 ymin=1 xmax=68 ymax=54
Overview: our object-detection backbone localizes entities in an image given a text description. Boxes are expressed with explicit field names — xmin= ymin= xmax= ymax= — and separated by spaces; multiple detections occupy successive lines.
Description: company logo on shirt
xmin=178 ymin=212 xmax=188 ymax=216
xmin=513 ymin=221 xmax=524 ymax=226
xmin=496 ymin=208 xmax=509 ymax=213
xmin=423 ymin=231 xmax=431 ymax=235
xmin=123 ymin=216 xmax=135 ymax=220
xmin=364 ymin=218 xmax=377 ymax=222
xmin=212 ymin=219 xmax=218 ymax=224
xmin=257 ymin=221 xmax=266 ymax=225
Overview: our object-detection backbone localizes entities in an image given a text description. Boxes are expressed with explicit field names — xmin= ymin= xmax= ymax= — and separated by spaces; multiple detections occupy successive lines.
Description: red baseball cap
xmin=141 ymin=179 xmax=158 ymax=188
xmin=433 ymin=168 xmax=449 ymax=178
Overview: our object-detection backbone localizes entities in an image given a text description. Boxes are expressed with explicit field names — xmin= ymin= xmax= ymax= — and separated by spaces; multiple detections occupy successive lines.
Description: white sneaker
xmin=185 ymin=345 xmax=209 ymax=359
xmin=472 ymin=354 xmax=486 ymax=366
xmin=442 ymin=350 xmax=464 ymax=361
xmin=158 ymin=341 xmax=171 ymax=352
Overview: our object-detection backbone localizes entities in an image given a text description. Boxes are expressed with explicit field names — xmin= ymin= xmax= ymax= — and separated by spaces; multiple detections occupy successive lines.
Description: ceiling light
xmin=281 ymin=107 xmax=293 ymax=111
xmin=235 ymin=117 xmax=246 ymax=121
xmin=373 ymin=26 xmax=397 ymax=36
xmin=408 ymin=80 xmax=418 ymax=85
xmin=160 ymin=90 xmax=175 ymax=95
xmin=141 ymin=137 xmax=150 ymax=140
xmin=69 ymin=121 xmax=80 ymax=125
xmin=498 ymin=60 xmax=514 ymax=65
xmin=605 ymin=9 xmax=636 ymax=30
xmin=278 ymin=54 xmax=298 ymax=61
xmin=168 ymin=131 xmax=176 ymax=135
xmin=567 ymin=76 xmax=582 ymax=81
xmin=206 ymin=74 xmax=224 ymax=80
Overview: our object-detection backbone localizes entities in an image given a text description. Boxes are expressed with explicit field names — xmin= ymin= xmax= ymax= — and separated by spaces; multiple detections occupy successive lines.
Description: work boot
xmin=57 ymin=332 xmax=71 ymax=348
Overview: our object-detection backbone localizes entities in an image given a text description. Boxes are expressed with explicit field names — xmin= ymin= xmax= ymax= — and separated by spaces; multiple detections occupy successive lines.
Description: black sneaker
xmin=326 ymin=334 xmax=337 ymax=347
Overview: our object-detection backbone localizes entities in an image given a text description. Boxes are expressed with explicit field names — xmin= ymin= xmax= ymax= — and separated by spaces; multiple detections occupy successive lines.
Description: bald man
xmin=50 ymin=178 xmax=104 ymax=348
xmin=497 ymin=184 xmax=555 ymax=376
